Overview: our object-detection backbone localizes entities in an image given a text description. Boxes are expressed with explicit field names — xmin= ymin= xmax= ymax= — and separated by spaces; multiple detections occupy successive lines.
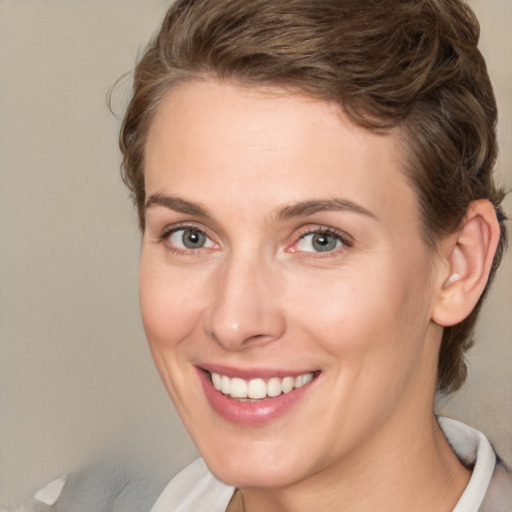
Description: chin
xmin=208 ymin=460 xmax=301 ymax=489
xmin=195 ymin=434 xmax=313 ymax=489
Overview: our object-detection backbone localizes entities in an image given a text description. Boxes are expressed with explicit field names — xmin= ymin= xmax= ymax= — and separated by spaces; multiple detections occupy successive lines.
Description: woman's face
xmin=140 ymin=81 xmax=444 ymax=488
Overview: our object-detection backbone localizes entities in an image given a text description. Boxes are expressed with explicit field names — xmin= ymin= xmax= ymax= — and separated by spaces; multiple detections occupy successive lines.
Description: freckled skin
xmin=140 ymin=81 xmax=469 ymax=511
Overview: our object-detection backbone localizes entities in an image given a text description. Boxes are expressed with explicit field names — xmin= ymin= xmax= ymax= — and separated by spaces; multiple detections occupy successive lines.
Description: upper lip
xmin=197 ymin=363 xmax=319 ymax=380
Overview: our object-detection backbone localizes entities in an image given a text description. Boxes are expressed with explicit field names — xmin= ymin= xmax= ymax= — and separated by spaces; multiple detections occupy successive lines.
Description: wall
xmin=0 ymin=0 xmax=510 ymax=506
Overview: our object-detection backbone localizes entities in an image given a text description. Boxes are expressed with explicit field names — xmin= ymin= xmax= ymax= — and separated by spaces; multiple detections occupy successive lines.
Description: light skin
xmin=139 ymin=80 xmax=499 ymax=512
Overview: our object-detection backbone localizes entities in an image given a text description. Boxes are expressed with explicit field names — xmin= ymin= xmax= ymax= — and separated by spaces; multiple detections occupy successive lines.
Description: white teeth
xmin=295 ymin=372 xmax=313 ymax=388
xmin=221 ymin=375 xmax=231 ymax=395
xmin=210 ymin=371 xmax=315 ymax=400
xmin=211 ymin=372 xmax=222 ymax=391
xmin=248 ymin=378 xmax=267 ymax=399
xmin=230 ymin=378 xmax=248 ymax=398
xmin=266 ymin=377 xmax=282 ymax=397
xmin=281 ymin=376 xmax=295 ymax=393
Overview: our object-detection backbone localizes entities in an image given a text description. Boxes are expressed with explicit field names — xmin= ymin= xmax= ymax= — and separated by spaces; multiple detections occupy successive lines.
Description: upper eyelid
xmin=295 ymin=225 xmax=354 ymax=245
xmin=149 ymin=214 xmax=227 ymax=242
xmin=154 ymin=223 xmax=216 ymax=247
xmin=145 ymin=204 xmax=225 ymax=237
xmin=158 ymin=225 xmax=218 ymax=254
xmin=153 ymin=222 xmax=354 ymax=250
xmin=161 ymin=224 xmax=352 ymax=242
xmin=158 ymin=222 xmax=212 ymax=238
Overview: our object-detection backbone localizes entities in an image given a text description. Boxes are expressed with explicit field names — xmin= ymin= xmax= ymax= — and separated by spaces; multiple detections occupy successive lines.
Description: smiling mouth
xmin=208 ymin=371 xmax=319 ymax=400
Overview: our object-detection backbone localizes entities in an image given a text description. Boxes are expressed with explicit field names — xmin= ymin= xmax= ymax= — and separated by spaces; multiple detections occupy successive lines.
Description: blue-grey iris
xmin=312 ymin=232 xmax=338 ymax=252
xmin=182 ymin=229 xmax=207 ymax=249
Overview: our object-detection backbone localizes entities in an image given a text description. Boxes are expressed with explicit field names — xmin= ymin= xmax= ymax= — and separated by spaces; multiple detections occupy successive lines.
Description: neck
xmin=238 ymin=413 xmax=470 ymax=512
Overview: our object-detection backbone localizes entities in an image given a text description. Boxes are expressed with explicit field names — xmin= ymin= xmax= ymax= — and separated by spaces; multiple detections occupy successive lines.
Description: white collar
xmin=439 ymin=417 xmax=496 ymax=512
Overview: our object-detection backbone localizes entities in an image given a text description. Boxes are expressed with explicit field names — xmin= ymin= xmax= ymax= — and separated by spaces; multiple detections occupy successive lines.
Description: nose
xmin=203 ymin=253 xmax=286 ymax=351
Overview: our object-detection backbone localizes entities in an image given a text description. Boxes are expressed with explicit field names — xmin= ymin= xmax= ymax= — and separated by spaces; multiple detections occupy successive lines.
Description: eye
xmin=167 ymin=228 xmax=216 ymax=250
xmin=294 ymin=230 xmax=345 ymax=253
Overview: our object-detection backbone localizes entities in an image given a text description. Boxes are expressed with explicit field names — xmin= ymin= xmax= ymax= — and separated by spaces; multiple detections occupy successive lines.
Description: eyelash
xmin=289 ymin=226 xmax=353 ymax=256
xmin=156 ymin=224 xmax=353 ymax=256
xmin=157 ymin=224 xmax=218 ymax=255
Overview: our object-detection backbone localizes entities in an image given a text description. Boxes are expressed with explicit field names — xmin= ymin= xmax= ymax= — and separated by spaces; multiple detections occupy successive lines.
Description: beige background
xmin=0 ymin=0 xmax=510 ymax=506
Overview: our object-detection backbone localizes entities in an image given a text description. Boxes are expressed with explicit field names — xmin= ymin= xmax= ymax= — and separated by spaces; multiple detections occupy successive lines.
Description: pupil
xmin=183 ymin=229 xmax=205 ymax=248
xmin=312 ymin=233 xmax=336 ymax=252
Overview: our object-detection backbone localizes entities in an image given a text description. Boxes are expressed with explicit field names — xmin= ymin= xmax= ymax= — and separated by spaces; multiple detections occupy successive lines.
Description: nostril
xmin=203 ymin=278 xmax=286 ymax=350
xmin=205 ymin=327 xmax=275 ymax=350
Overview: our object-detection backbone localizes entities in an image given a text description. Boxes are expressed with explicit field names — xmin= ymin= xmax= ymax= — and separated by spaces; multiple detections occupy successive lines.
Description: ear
xmin=432 ymin=199 xmax=501 ymax=327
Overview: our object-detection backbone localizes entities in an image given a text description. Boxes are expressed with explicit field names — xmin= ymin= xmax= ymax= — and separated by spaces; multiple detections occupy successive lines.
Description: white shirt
xmin=150 ymin=417 xmax=497 ymax=512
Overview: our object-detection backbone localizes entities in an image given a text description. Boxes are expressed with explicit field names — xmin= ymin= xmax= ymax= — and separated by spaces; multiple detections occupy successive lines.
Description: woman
xmin=25 ymin=0 xmax=510 ymax=510
xmin=121 ymin=0 xmax=511 ymax=510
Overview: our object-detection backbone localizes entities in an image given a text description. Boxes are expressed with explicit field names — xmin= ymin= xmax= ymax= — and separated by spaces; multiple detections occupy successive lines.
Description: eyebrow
xmin=145 ymin=193 xmax=211 ymax=217
xmin=275 ymin=198 xmax=378 ymax=221
xmin=145 ymin=193 xmax=377 ymax=222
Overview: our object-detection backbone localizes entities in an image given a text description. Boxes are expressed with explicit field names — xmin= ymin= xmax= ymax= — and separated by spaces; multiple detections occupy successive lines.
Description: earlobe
xmin=432 ymin=199 xmax=501 ymax=327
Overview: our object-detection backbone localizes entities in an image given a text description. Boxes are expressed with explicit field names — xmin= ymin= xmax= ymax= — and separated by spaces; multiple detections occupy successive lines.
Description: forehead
xmin=144 ymin=80 xmax=419 ymax=230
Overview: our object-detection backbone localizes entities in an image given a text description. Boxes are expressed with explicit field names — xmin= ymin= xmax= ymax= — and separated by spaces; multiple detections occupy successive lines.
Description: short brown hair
xmin=119 ymin=0 xmax=508 ymax=393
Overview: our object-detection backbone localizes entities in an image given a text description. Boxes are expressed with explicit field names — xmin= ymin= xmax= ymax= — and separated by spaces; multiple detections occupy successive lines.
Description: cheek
xmin=288 ymin=264 xmax=435 ymax=428
xmin=138 ymin=258 xmax=204 ymax=350
xmin=138 ymin=257 xmax=210 ymax=409
xmin=286 ymin=255 xmax=433 ymax=360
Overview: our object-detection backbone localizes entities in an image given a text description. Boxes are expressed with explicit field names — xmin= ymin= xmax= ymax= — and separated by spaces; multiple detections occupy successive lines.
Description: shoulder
xmin=15 ymin=459 xmax=175 ymax=512
xmin=18 ymin=458 xmax=233 ymax=512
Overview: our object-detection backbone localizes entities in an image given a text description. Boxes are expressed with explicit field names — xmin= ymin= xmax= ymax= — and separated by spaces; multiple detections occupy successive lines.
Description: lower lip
xmin=197 ymin=369 xmax=316 ymax=425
